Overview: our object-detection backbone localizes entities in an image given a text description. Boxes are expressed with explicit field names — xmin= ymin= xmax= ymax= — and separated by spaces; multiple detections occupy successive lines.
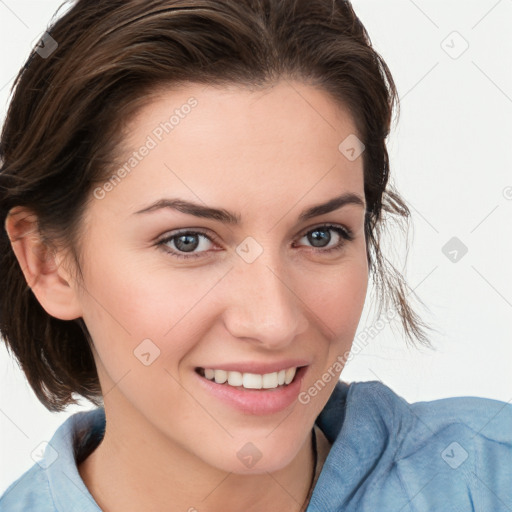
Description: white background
xmin=1 ymin=0 xmax=511 ymax=495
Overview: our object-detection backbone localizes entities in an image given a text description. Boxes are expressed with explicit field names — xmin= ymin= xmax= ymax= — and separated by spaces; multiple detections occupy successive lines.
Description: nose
xmin=222 ymin=251 xmax=309 ymax=349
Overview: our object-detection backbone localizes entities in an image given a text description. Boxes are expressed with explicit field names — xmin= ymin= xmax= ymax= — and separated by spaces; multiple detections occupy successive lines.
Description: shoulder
xmin=0 ymin=407 xmax=104 ymax=512
xmin=344 ymin=380 xmax=512 ymax=469
xmin=347 ymin=381 xmax=512 ymax=455
xmin=346 ymin=380 xmax=512 ymax=443
xmin=312 ymin=380 xmax=512 ymax=511
xmin=0 ymin=463 xmax=54 ymax=512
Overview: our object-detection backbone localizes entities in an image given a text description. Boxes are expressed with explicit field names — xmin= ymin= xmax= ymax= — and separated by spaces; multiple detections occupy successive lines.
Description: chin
xmin=203 ymin=437 xmax=303 ymax=475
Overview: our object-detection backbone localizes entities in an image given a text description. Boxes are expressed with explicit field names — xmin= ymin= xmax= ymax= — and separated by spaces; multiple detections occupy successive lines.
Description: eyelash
xmin=156 ymin=224 xmax=354 ymax=260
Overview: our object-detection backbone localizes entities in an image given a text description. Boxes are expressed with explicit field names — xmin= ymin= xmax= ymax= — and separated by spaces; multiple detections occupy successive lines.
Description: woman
xmin=0 ymin=1 xmax=510 ymax=511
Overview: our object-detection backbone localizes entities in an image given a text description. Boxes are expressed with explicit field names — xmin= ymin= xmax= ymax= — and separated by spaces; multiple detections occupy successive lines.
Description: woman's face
xmin=72 ymin=80 xmax=368 ymax=474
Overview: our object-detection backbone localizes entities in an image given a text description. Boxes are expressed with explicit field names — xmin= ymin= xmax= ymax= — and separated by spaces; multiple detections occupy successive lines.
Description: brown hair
xmin=0 ymin=0 xmax=430 ymax=412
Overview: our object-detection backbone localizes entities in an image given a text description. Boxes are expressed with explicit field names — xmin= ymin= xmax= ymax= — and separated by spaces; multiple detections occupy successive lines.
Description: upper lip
xmin=196 ymin=359 xmax=310 ymax=375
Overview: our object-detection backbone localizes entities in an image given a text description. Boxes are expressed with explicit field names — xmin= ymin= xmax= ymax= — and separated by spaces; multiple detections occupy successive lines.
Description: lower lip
xmin=194 ymin=366 xmax=308 ymax=415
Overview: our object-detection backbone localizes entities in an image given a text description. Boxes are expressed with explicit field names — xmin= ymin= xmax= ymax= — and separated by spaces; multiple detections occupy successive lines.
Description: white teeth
xmin=243 ymin=373 xmax=262 ymax=389
xmin=284 ymin=367 xmax=296 ymax=385
xmin=202 ymin=367 xmax=298 ymax=389
xmin=214 ymin=369 xmax=227 ymax=384
xmin=227 ymin=371 xmax=243 ymax=387
xmin=262 ymin=372 xmax=278 ymax=389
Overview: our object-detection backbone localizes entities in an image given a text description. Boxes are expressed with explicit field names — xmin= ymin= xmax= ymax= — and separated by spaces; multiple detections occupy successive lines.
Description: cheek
xmin=300 ymin=254 xmax=368 ymax=340
xmin=291 ymin=256 xmax=368 ymax=420
xmin=76 ymin=262 xmax=203 ymax=421
xmin=300 ymin=253 xmax=368 ymax=389
xmin=76 ymin=247 xmax=224 ymax=378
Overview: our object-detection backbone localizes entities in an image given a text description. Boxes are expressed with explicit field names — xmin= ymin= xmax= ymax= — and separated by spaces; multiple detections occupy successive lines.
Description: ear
xmin=4 ymin=206 xmax=83 ymax=320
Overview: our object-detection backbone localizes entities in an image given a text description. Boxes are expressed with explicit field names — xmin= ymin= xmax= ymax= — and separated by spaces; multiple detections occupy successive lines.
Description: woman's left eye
xmin=295 ymin=224 xmax=354 ymax=253
xmin=156 ymin=224 xmax=354 ymax=260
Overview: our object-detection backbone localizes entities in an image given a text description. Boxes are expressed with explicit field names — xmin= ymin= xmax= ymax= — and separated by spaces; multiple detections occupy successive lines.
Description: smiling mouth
xmin=195 ymin=366 xmax=304 ymax=390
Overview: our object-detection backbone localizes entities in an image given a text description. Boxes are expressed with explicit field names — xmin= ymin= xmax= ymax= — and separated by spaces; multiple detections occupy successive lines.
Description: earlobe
xmin=4 ymin=207 xmax=83 ymax=321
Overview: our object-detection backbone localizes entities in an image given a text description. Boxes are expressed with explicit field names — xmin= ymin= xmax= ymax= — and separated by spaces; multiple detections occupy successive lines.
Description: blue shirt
xmin=1 ymin=380 xmax=511 ymax=511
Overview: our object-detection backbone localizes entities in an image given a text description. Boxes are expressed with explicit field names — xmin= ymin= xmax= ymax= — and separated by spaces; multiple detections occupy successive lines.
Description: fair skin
xmin=6 ymin=80 xmax=368 ymax=512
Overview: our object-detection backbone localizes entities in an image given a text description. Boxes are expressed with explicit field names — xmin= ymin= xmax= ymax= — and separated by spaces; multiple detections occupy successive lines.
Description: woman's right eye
xmin=156 ymin=230 xmax=216 ymax=260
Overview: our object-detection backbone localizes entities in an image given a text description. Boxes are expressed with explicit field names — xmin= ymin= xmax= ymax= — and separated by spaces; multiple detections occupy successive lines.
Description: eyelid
xmin=156 ymin=227 xmax=217 ymax=243
xmin=297 ymin=222 xmax=351 ymax=238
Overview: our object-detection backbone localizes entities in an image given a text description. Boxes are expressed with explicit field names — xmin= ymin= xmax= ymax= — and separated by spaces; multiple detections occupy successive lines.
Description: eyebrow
xmin=134 ymin=192 xmax=365 ymax=224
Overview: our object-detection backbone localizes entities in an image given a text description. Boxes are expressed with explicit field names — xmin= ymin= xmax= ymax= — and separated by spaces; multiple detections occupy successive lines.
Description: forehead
xmin=94 ymin=80 xmax=364 ymax=218
xmin=125 ymin=79 xmax=360 ymax=150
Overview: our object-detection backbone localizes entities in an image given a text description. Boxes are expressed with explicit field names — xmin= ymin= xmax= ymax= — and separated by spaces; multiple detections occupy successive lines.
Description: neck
xmin=78 ymin=405 xmax=320 ymax=512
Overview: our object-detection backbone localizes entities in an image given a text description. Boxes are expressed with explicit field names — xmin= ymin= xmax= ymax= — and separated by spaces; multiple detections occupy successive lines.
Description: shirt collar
xmin=307 ymin=380 xmax=403 ymax=511
xmin=45 ymin=407 xmax=105 ymax=511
